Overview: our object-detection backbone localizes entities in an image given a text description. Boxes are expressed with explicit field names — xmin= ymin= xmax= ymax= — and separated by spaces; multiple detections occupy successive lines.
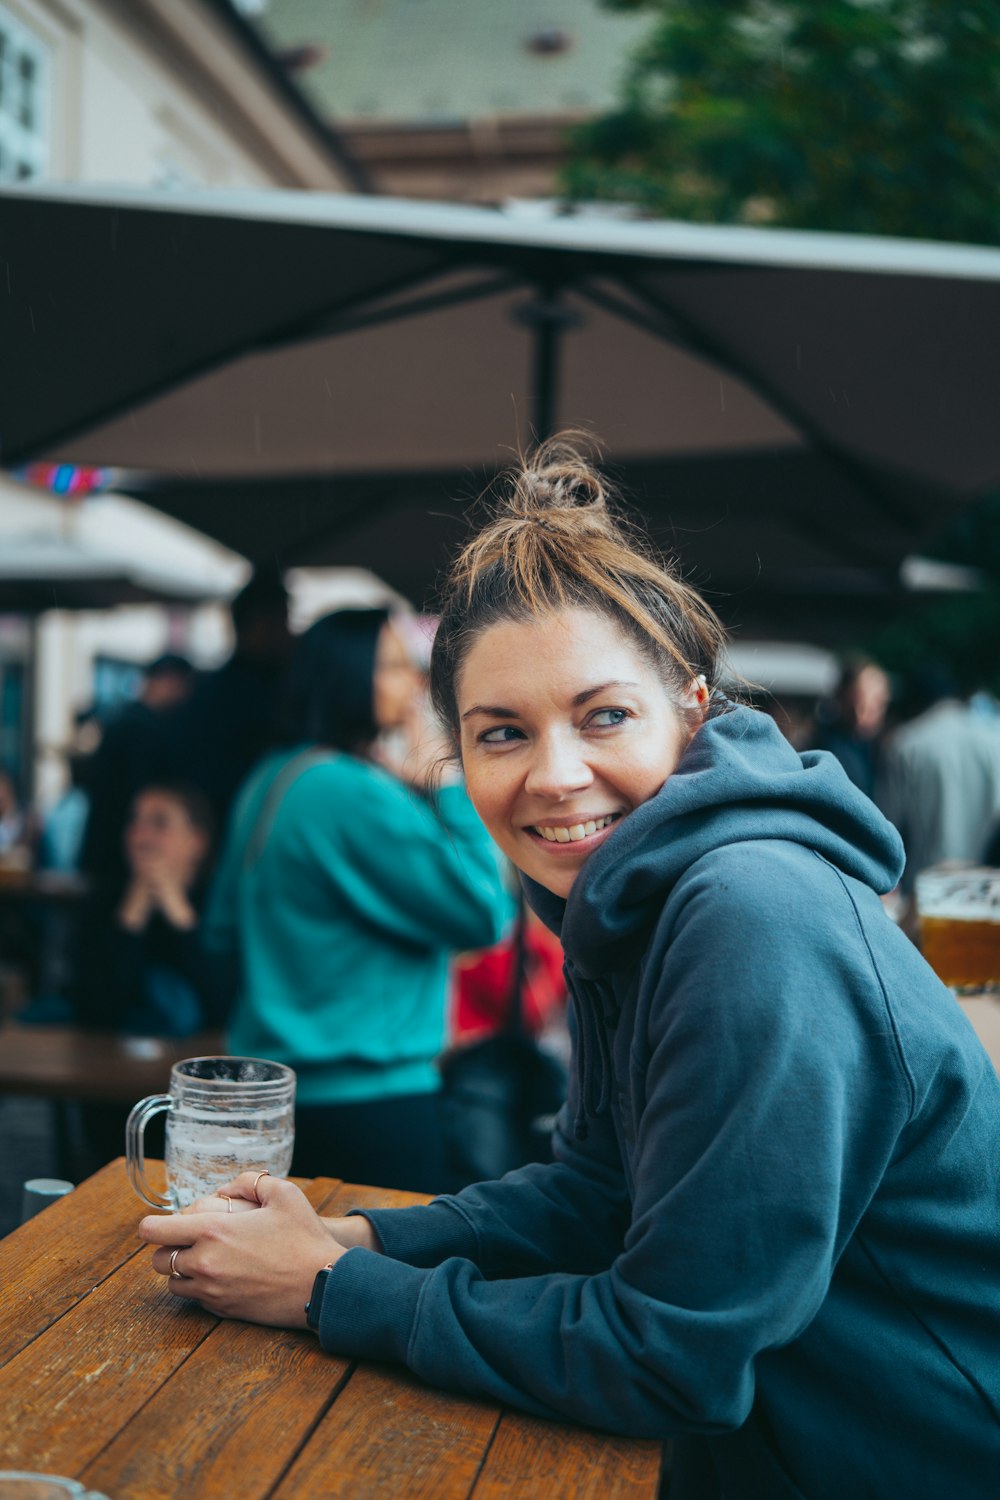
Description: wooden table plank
xmin=272 ymin=1363 xmax=500 ymax=1500
xmin=0 ymin=1023 xmax=225 ymax=1101
xmin=0 ymin=1249 xmax=218 ymax=1474
xmin=80 ymin=1179 xmax=347 ymax=1500
xmin=0 ymin=1157 xmax=148 ymax=1366
xmin=273 ymin=1180 xmax=503 ymax=1497
xmin=475 ymin=1414 xmax=663 ymax=1499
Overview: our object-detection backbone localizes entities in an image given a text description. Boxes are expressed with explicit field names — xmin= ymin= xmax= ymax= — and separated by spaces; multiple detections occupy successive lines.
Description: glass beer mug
xmin=915 ymin=864 xmax=1000 ymax=993
xmin=126 ymin=1056 xmax=295 ymax=1210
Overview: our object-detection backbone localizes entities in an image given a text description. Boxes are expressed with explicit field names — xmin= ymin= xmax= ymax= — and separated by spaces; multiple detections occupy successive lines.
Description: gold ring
xmin=169 ymin=1248 xmax=184 ymax=1280
xmin=252 ymin=1170 xmax=270 ymax=1205
xmin=221 ymin=1194 xmax=233 ymax=1213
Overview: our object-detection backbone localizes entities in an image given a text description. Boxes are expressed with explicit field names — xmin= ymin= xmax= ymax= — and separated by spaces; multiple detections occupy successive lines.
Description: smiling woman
xmin=457 ymin=609 xmax=697 ymax=898
xmin=140 ymin=437 xmax=1000 ymax=1500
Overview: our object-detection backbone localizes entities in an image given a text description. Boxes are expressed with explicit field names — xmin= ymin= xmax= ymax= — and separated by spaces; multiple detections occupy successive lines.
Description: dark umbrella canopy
xmin=2 ymin=184 xmax=998 ymax=636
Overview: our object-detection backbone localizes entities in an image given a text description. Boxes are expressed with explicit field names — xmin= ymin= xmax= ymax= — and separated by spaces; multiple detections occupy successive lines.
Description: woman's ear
xmin=684 ymin=674 xmax=709 ymax=713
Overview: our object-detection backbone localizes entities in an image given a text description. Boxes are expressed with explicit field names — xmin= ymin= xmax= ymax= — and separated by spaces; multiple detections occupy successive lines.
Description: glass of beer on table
xmin=915 ymin=864 xmax=1000 ymax=992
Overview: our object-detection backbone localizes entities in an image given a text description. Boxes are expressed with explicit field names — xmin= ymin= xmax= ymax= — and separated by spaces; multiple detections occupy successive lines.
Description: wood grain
xmin=315 ymin=1180 xmax=432 ymax=1214
xmin=0 ymin=1157 xmax=148 ymax=1366
xmin=272 ymin=1362 xmax=500 ymax=1500
xmin=77 ymin=1175 xmax=345 ymax=1500
xmin=474 ymin=1413 xmax=663 ymax=1498
xmin=0 ymin=1246 xmax=217 ymax=1472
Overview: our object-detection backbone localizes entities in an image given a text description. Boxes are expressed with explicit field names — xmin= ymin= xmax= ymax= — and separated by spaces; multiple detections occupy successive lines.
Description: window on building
xmin=0 ymin=4 xmax=50 ymax=184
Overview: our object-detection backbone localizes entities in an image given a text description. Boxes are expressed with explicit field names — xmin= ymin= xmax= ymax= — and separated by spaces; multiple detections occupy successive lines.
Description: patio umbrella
xmin=0 ymin=533 xmax=231 ymax=612
xmin=1 ymin=184 xmax=998 ymax=638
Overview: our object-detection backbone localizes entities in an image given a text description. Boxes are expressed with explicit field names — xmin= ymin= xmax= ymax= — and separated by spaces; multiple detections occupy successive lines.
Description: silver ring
xmin=169 ymin=1248 xmax=184 ymax=1280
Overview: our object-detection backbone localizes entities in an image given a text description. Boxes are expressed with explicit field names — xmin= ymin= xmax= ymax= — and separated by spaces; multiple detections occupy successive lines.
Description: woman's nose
xmin=524 ymin=732 xmax=594 ymax=800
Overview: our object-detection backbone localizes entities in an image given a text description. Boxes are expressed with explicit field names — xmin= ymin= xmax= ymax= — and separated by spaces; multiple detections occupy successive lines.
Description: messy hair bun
xmin=430 ymin=434 xmax=728 ymax=745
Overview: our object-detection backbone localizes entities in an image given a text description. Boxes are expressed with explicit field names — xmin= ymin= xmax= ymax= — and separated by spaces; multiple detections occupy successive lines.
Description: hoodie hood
xmin=525 ymin=701 xmax=904 ymax=980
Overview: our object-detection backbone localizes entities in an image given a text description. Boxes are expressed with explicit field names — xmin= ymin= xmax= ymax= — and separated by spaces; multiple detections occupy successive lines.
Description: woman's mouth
xmin=528 ymin=813 xmax=621 ymax=846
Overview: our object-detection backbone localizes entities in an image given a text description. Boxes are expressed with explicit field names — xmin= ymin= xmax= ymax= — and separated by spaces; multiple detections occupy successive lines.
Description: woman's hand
xmin=140 ymin=1173 xmax=344 ymax=1327
xmin=142 ymin=858 xmax=198 ymax=930
xmin=117 ymin=875 xmax=155 ymax=933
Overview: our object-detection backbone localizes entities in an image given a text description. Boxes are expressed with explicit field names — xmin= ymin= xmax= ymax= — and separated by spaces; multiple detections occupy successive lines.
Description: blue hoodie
xmin=317 ymin=705 xmax=1000 ymax=1499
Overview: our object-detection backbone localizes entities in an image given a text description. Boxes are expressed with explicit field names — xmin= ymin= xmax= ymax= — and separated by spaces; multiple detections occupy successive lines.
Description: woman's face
xmin=373 ymin=622 xmax=423 ymax=732
xmin=125 ymin=791 xmax=206 ymax=884
xmin=457 ymin=607 xmax=702 ymax=899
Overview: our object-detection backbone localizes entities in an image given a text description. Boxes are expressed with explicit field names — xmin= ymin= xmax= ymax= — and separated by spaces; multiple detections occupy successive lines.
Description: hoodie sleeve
xmin=361 ymin=1081 xmax=632 ymax=1277
xmin=315 ymin=843 xmax=912 ymax=1437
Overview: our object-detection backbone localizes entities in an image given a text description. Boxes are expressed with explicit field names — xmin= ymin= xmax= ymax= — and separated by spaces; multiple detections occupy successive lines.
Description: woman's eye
xmin=588 ymin=708 xmax=629 ymax=729
xmin=480 ymin=725 xmax=525 ymax=745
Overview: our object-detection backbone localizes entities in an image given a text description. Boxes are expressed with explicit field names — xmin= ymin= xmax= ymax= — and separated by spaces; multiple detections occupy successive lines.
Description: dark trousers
xmin=292 ymin=1089 xmax=452 ymax=1196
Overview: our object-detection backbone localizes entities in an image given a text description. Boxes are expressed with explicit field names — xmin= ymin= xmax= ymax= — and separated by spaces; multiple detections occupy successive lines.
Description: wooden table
xmin=0 ymin=1159 xmax=664 ymax=1498
xmin=0 ymin=1024 xmax=225 ymax=1102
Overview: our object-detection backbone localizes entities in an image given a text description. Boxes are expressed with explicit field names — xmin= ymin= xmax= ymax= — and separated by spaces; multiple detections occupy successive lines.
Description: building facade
xmin=0 ymin=0 xmax=356 ymax=808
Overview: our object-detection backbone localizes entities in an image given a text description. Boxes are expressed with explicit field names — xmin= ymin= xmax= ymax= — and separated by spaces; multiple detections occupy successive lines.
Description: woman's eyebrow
xmin=571 ymin=680 xmax=641 ymax=706
xmin=461 ymin=704 xmax=519 ymax=721
xmin=462 ymin=681 xmax=641 ymax=721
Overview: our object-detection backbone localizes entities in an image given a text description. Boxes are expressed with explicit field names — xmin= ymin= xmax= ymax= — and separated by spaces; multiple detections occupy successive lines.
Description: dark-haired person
xmin=80 ymin=653 xmax=195 ymax=892
xmin=73 ymin=780 xmax=235 ymax=1176
xmin=75 ymin=781 xmax=231 ymax=1037
xmin=143 ymin=442 xmax=1000 ymax=1500
xmin=202 ymin=608 xmax=513 ymax=1195
xmin=157 ymin=568 xmax=293 ymax=833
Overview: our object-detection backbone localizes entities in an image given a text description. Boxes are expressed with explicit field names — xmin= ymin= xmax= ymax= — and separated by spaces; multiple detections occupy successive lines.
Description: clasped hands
xmin=139 ymin=1171 xmax=379 ymax=1327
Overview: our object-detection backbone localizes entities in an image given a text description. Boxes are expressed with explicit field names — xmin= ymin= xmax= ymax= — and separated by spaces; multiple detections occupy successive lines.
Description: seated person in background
xmin=74 ymin=782 xmax=234 ymax=1037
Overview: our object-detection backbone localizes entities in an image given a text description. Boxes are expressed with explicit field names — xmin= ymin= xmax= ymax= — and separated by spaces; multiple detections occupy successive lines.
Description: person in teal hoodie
xmin=146 ymin=442 xmax=999 ymax=1499
xmin=202 ymin=606 xmax=512 ymax=1194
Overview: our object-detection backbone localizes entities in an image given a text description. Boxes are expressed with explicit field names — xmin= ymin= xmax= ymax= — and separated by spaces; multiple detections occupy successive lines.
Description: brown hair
xmin=429 ymin=434 xmax=729 ymax=747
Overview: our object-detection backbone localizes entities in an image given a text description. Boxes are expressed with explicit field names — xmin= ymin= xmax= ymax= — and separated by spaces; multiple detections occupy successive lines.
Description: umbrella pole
xmin=518 ymin=289 xmax=580 ymax=444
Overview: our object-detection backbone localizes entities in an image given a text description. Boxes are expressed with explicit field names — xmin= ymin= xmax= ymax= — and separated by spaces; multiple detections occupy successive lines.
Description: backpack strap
xmin=243 ymin=749 xmax=335 ymax=871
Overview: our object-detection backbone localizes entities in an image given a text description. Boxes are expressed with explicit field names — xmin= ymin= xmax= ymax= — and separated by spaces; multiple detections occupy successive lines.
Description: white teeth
xmin=536 ymin=815 xmax=615 ymax=843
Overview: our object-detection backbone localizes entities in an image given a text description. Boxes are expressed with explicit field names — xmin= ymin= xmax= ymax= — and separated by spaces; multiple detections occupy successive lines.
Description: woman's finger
xmin=211 ymin=1169 xmax=284 ymax=1205
xmin=139 ymin=1210 xmax=221 ymax=1247
xmin=180 ymin=1192 xmax=256 ymax=1217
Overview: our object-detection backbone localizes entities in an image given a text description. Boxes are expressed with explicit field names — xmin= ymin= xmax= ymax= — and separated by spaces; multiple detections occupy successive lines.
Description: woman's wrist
xmin=322 ymin=1214 xmax=381 ymax=1252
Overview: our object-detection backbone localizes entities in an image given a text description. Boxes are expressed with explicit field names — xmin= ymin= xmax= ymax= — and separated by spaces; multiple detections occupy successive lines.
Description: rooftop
xmin=243 ymin=0 xmax=649 ymax=125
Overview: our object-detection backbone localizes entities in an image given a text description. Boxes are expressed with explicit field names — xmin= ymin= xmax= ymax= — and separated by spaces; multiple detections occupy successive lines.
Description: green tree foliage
xmin=565 ymin=1 xmax=1000 ymax=244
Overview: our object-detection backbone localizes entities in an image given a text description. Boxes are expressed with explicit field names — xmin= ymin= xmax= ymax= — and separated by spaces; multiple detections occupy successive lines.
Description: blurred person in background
xmin=203 ymin=607 xmax=512 ymax=1194
xmin=70 ymin=780 xmax=235 ymax=1177
xmin=37 ymin=709 xmax=103 ymax=875
xmin=877 ymin=665 xmax=1000 ymax=898
xmin=0 ymin=766 xmax=29 ymax=863
xmin=813 ymin=657 xmax=891 ymax=801
xmin=75 ymin=781 xmax=232 ymax=1037
xmin=159 ymin=567 xmax=292 ymax=835
xmin=81 ymin=653 xmax=195 ymax=892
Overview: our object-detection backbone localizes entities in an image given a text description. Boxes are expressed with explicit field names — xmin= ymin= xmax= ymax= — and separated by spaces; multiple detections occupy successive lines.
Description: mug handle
xmin=126 ymin=1094 xmax=174 ymax=1210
